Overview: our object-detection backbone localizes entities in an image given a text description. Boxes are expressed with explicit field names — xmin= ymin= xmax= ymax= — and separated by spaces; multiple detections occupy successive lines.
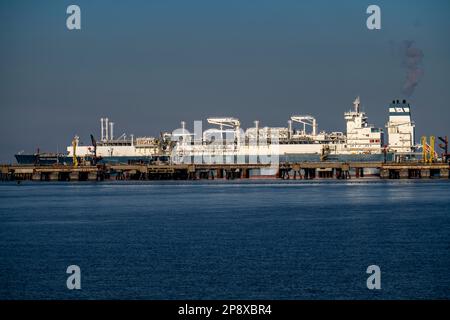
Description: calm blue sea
xmin=0 ymin=180 xmax=449 ymax=300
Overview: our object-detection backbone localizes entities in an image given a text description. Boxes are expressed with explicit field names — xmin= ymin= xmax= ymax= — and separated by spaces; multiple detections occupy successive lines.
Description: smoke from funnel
xmin=401 ymin=40 xmax=424 ymax=97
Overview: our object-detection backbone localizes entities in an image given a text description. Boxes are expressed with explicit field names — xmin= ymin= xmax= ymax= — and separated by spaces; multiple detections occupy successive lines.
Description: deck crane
xmin=206 ymin=117 xmax=241 ymax=146
xmin=438 ymin=136 xmax=449 ymax=162
xmin=421 ymin=136 xmax=438 ymax=163
xmin=290 ymin=115 xmax=318 ymax=136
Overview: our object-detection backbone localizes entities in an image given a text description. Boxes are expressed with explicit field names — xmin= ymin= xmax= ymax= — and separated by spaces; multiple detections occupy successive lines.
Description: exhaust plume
xmin=401 ymin=40 xmax=424 ymax=97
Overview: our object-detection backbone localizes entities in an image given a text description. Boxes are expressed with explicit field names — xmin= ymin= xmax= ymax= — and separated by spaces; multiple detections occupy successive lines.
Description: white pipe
xmin=288 ymin=120 xmax=292 ymax=138
xmin=254 ymin=120 xmax=259 ymax=145
xmin=110 ymin=122 xmax=114 ymax=140
xmin=105 ymin=118 xmax=109 ymax=141
xmin=100 ymin=118 xmax=104 ymax=141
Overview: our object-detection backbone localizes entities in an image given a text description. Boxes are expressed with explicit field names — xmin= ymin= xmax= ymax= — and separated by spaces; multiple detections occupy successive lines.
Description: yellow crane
xmin=421 ymin=136 xmax=437 ymax=163
xmin=421 ymin=136 xmax=428 ymax=163
xmin=430 ymin=136 xmax=436 ymax=162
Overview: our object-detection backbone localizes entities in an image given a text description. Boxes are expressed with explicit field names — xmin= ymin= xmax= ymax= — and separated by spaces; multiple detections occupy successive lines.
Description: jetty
xmin=1 ymin=162 xmax=449 ymax=181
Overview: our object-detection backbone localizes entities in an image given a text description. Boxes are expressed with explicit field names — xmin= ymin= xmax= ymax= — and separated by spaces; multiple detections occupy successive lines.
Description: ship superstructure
xmin=385 ymin=99 xmax=416 ymax=153
xmin=344 ymin=97 xmax=383 ymax=153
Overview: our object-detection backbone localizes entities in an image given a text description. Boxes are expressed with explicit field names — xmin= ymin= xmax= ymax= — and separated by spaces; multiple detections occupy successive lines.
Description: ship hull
xmin=15 ymin=154 xmax=167 ymax=165
xmin=280 ymin=153 xmax=393 ymax=162
xmin=15 ymin=154 xmax=95 ymax=165
xmin=15 ymin=152 xmax=392 ymax=165
xmin=14 ymin=154 xmax=68 ymax=165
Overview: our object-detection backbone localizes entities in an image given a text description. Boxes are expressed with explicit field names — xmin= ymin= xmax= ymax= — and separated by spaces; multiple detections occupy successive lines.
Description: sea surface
xmin=0 ymin=180 xmax=449 ymax=300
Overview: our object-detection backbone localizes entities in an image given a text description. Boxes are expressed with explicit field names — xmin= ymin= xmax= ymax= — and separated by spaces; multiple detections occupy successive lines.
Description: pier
xmin=1 ymin=162 xmax=449 ymax=181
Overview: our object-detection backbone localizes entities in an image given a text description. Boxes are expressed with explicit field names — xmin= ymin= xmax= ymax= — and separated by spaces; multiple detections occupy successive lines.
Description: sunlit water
xmin=0 ymin=180 xmax=449 ymax=299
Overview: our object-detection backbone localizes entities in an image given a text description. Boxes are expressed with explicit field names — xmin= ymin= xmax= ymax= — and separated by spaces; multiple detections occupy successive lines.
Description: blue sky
xmin=0 ymin=0 xmax=449 ymax=161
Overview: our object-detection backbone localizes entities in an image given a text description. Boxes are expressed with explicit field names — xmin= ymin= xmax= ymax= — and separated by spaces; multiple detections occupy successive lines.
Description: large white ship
xmin=70 ymin=97 xmax=417 ymax=164
xmin=171 ymin=97 xmax=391 ymax=164
xmin=172 ymin=97 xmax=415 ymax=163
xmin=15 ymin=98 xmax=417 ymax=165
